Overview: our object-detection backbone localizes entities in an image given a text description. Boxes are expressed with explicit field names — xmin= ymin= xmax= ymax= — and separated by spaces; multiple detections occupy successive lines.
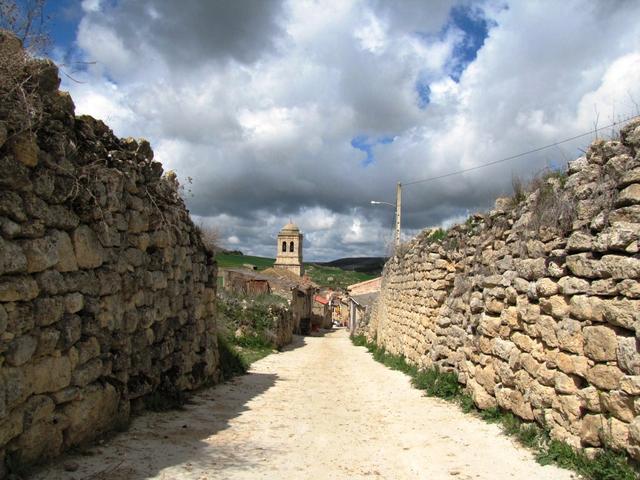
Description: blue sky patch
xmin=351 ymin=135 xmax=395 ymax=166
xmin=45 ymin=0 xmax=82 ymax=56
xmin=415 ymin=80 xmax=431 ymax=108
xmin=447 ymin=5 xmax=492 ymax=82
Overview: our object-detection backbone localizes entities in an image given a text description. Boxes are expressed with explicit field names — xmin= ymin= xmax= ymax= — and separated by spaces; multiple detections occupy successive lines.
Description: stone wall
xmin=363 ymin=119 xmax=640 ymax=458
xmin=0 ymin=37 xmax=218 ymax=472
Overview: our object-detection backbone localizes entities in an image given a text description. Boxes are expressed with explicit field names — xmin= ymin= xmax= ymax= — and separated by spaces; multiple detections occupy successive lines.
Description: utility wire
xmin=402 ymin=114 xmax=640 ymax=187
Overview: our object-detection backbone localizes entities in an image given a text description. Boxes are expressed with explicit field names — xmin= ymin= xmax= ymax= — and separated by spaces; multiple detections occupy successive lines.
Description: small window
xmin=290 ymin=241 xmax=295 ymax=252
xmin=282 ymin=241 xmax=287 ymax=252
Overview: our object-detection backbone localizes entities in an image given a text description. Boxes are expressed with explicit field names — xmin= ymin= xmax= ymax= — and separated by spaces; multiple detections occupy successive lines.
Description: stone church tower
xmin=274 ymin=222 xmax=304 ymax=276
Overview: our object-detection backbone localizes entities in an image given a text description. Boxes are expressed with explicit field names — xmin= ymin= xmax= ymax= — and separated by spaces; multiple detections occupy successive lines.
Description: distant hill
xmin=214 ymin=252 xmax=378 ymax=289
xmin=317 ymin=257 xmax=387 ymax=276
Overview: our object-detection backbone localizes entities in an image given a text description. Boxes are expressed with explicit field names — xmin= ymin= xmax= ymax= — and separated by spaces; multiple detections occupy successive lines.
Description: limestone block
xmin=578 ymin=386 xmax=601 ymax=412
xmin=567 ymin=231 xmax=594 ymax=252
xmin=585 ymin=364 xmax=623 ymax=390
xmin=583 ymin=326 xmax=618 ymax=361
xmin=0 ymin=275 xmax=39 ymax=302
xmin=34 ymin=296 xmax=64 ymax=326
xmin=617 ymin=183 xmax=640 ymax=206
xmin=557 ymin=319 xmax=583 ymax=354
xmin=513 ymin=277 xmax=530 ymax=293
xmin=515 ymin=258 xmax=546 ymax=281
xmin=62 ymin=383 xmax=120 ymax=447
xmin=538 ymin=315 xmax=558 ymax=347
xmin=467 ymin=378 xmax=497 ymax=409
xmin=72 ymin=225 xmax=105 ymax=269
xmin=580 ymin=414 xmax=604 ymax=446
xmin=478 ymin=314 xmax=501 ymax=337
xmin=620 ymin=375 xmax=640 ymax=395
xmin=600 ymin=391 xmax=635 ymax=422
xmin=630 ymin=417 xmax=640 ymax=445
xmin=595 ymin=223 xmax=639 ymax=252
xmin=5 ymin=334 xmax=37 ymax=366
xmin=505 ymin=286 xmax=518 ymax=305
xmin=13 ymin=418 xmax=64 ymax=464
xmin=128 ymin=210 xmax=149 ymax=233
xmin=485 ymin=297 xmax=504 ymax=315
xmin=589 ymin=279 xmax=617 ymax=296
xmin=20 ymin=232 xmax=68 ymax=273
xmin=569 ymin=295 xmax=604 ymax=322
xmin=554 ymin=352 xmax=588 ymax=377
xmin=566 ymin=253 xmax=605 ymax=278
xmin=0 ymin=304 xmax=6 ymax=334
xmin=601 ymin=417 xmax=629 ymax=451
xmin=53 ymin=230 xmax=78 ymax=272
xmin=58 ymin=314 xmax=81 ymax=349
xmin=0 ymin=237 xmax=27 ymax=275
xmin=520 ymin=353 xmax=541 ymax=376
xmin=495 ymin=385 xmax=534 ymax=420
xmin=554 ymin=372 xmax=580 ymax=394
xmin=27 ymin=355 xmax=72 ymax=394
xmin=601 ymin=254 xmax=640 ymax=279
xmin=554 ymin=394 xmax=582 ymax=421
xmin=492 ymin=338 xmax=516 ymax=361
xmin=72 ymin=358 xmax=103 ymax=387
xmin=518 ymin=303 xmax=540 ymax=323
xmin=618 ymin=279 xmax=640 ymax=298
xmin=609 ymin=205 xmax=640 ymax=224
xmin=536 ymin=365 xmax=556 ymax=386
xmin=36 ymin=328 xmax=60 ymax=356
xmin=0 ymin=190 xmax=27 ymax=222
xmin=617 ymin=337 xmax=640 ymax=375
xmin=558 ymin=276 xmax=589 ymax=295
xmin=511 ymin=332 xmax=534 ymax=352
xmin=536 ymin=278 xmax=559 ymax=297
xmin=64 ymin=292 xmax=84 ymax=314
xmin=0 ymin=409 xmax=24 ymax=446
xmin=525 ymin=380 xmax=555 ymax=408
xmin=540 ymin=295 xmax=570 ymax=319
xmin=602 ymin=299 xmax=639 ymax=331
xmin=77 ymin=337 xmax=100 ymax=364
xmin=10 ymin=133 xmax=39 ymax=167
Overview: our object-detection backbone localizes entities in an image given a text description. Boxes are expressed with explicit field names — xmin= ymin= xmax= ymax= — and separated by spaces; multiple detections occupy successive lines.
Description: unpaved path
xmin=34 ymin=329 xmax=574 ymax=479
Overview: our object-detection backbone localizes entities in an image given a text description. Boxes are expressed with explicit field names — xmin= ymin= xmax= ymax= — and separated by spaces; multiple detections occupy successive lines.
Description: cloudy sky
xmin=43 ymin=0 xmax=640 ymax=260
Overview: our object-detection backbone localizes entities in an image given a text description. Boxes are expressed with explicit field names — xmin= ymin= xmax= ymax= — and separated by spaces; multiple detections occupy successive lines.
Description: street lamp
xmin=370 ymin=182 xmax=402 ymax=249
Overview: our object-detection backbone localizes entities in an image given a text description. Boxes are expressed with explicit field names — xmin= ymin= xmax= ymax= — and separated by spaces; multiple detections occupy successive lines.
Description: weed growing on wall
xmin=350 ymin=335 xmax=638 ymax=480
xmin=216 ymin=292 xmax=287 ymax=375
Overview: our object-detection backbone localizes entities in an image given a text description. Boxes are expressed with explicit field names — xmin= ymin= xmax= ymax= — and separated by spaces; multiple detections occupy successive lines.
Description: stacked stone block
xmin=0 ymin=44 xmax=218 ymax=471
xmin=365 ymin=118 xmax=640 ymax=459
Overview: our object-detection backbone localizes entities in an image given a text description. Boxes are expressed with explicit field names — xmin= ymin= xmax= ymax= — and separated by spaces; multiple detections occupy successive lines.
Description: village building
xmin=274 ymin=222 xmax=304 ymax=276
xmin=346 ymin=277 xmax=382 ymax=335
xmin=220 ymin=266 xmax=317 ymax=335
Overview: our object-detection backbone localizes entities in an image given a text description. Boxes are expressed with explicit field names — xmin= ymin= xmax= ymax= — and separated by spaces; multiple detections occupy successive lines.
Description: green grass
xmin=303 ymin=263 xmax=374 ymax=289
xmin=215 ymin=253 xmax=276 ymax=270
xmin=350 ymin=335 xmax=639 ymax=480
xmin=215 ymin=252 xmax=375 ymax=289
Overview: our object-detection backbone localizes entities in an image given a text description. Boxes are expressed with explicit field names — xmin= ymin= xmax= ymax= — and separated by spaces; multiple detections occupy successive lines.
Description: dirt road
xmin=34 ymin=329 xmax=573 ymax=479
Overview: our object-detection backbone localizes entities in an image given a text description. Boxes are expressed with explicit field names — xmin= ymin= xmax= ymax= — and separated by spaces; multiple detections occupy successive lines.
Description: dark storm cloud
xmin=84 ymin=0 xmax=285 ymax=66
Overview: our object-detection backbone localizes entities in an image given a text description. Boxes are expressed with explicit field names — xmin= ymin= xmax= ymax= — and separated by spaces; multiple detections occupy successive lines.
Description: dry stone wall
xmin=0 ymin=37 xmax=218 ymax=472
xmin=364 ymin=119 xmax=640 ymax=459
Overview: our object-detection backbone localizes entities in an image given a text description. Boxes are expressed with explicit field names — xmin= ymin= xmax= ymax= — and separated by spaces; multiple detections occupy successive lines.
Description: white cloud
xmin=62 ymin=0 xmax=640 ymax=261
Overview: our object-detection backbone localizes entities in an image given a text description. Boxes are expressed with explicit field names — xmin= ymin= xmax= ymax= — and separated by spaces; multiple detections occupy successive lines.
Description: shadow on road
xmin=31 ymin=370 xmax=279 ymax=479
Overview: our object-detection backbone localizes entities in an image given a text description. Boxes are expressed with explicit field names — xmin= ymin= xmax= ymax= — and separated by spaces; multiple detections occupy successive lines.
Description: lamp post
xmin=371 ymin=182 xmax=402 ymax=249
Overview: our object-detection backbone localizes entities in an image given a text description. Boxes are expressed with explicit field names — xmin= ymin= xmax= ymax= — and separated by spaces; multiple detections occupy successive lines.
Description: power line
xmin=402 ymin=114 xmax=639 ymax=187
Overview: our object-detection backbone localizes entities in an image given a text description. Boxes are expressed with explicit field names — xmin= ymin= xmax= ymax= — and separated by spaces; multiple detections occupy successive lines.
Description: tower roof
xmin=280 ymin=222 xmax=300 ymax=233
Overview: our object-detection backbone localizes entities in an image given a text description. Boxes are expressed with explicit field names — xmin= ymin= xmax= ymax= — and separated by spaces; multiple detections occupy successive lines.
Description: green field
xmin=215 ymin=253 xmax=375 ymax=289
xmin=214 ymin=253 xmax=276 ymax=270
